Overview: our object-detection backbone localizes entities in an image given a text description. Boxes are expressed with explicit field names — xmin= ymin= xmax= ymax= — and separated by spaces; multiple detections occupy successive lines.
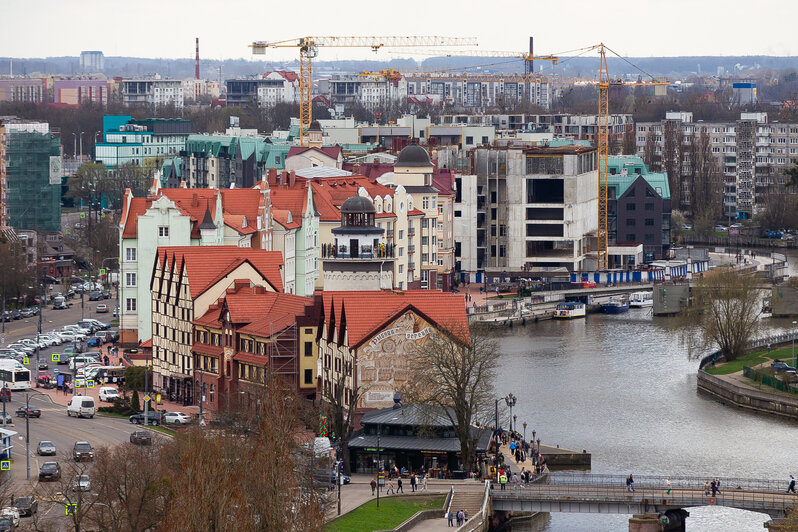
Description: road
xmin=1 ymin=300 xmax=113 ymax=348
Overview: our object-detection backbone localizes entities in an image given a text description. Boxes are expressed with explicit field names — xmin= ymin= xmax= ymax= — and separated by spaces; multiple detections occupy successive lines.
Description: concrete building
xmin=328 ymin=73 xmax=408 ymax=110
xmin=118 ymin=185 xmax=274 ymax=344
xmin=80 ymin=51 xmax=104 ymax=72
xmin=120 ymin=78 xmax=183 ymax=108
xmin=2 ymin=120 xmax=61 ymax=233
xmin=53 ymin=79 xmax=109 ymax=106
xmin=150 ymin=247 xmax=284 ymax=405
xmin=457 ymin=144 xmax=599 ymax=274
xmin=225 ymin=74 xmax=299 ymax=107
xmin=0 ymin=79 xmax=46 ymax=103
xmin=95 ymin=115 xmax=190 ymax=167
xmin=636 ymin=111 xmax=798 ymax=218
xmin=607 ymin=155 xmax=672 ymax=264
xmin=404 ymin=74 xmax=550 ymax=110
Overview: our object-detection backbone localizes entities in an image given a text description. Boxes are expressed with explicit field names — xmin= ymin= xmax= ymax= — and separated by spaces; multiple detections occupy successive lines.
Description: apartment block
xmin=96 ymin=115 xmax=190 ymax=167
xmin=54 ymin=79 xmax=109 ymax=106
xmin=404 ymin=75 xmax=550 ymax=110
xmin=120 ymin=78 xmax=184 ymax=108
xmin=0 ymin=78 xmax=46 ymax=103
xmin=225 ymin=73 xmax=299 ymax=107
xmin=636 ymin=111 xmax=798 ymax=217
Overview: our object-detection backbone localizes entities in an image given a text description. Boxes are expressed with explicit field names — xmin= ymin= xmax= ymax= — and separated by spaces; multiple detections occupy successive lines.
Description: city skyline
xmin=2 ymin=0 xmax=796 ymax=61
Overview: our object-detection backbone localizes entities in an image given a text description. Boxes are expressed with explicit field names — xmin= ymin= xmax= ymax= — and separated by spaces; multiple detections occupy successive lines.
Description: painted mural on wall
xmin=358 ymin=310 xmax=433 ymax=409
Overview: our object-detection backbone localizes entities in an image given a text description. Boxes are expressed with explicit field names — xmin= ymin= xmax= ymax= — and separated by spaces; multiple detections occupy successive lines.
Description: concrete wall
xmin=697 ymin=371 xmax=798 ymax=420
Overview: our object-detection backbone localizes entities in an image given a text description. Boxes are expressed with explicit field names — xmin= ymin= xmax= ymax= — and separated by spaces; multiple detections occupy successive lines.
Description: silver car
xmin=37 ymin=441 xmax=56 ymax=456
xmin=71 ymin=474 xmax=91 ymax=492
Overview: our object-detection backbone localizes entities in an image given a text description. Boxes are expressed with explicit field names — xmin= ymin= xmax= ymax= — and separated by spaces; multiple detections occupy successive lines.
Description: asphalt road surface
xmin=1 ymin=299 xmax=115 ymax=348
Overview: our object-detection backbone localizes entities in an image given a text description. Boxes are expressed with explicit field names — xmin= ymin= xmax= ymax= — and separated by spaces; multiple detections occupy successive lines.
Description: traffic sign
xmin=23 ymin=357 xmax=28 ymax=365
xmin=53 ymin=368 xmax=59 ymax=375
xmin=143 ymin=395 xmax=150 ymax=402
xmin=52 ymin=353 xmax=59 ymax=362
xmin=66 ymin=504 xmax=77 ymax=516
xmin=0 ymin=461 xmax=9 ymax=471
xmin=87 ymin=380 xmax=95 ymax=388
xmin=99 ymin=269 xmax=106 ymax=275
xmin=156 ymin=394 xmax=161 ymax=403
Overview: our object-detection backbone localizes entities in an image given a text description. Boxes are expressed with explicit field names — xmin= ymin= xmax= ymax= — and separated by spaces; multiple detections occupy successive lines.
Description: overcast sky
xmin=3 ymin=0 xmax=795 ymax=61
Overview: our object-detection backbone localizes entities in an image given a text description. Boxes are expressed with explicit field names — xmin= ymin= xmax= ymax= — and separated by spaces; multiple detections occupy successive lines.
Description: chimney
xmin=268 ymin=167 xmax=277 ymax=186
xmin=195 ymin=38 xmax=200 ymax=80
xmin=253 ymin=285 xmax=266 ymax=295
xmin=279 ymin=171 xmax=286 ymax=186
xmin=289 ymin=170 xmax=296 ymax=187
xmin=192 ymin=192 xmax=198 ymax=206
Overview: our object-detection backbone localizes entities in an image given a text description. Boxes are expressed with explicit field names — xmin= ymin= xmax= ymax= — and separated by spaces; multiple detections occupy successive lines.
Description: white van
xmin=67 ymin=396 xmax=95 ymax=418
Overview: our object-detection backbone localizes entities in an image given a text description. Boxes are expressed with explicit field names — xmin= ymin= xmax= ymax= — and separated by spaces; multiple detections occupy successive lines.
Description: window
xmin=454 ymin=210 xmax=462 ymax=217
xmin=626 ymin=219 xmax=636 ymax=226
xmin=398 ymin=230 xmax=404 ymax=240
xmin=644 ymin=203 xmax=654 ymax=211
xmin=482 ymin=136 xmax=489 ymax=145
xmin=437 ymin=222 xmax=443 ymax=231
xmin=625 ymin=233 xmax=636 ymax=241
xmin=422 ymin=197 xmax=430 ymax=209
xmin=437 ymin=257 xmax=444 ymax=266
xmin=304 ymin=369 xmax=313 ymax=385
xmin=304 ymin=341 xmax=313 ymax=357
xmin=158 ymin=226 xmax=169 ymax=238
xmin=125 ymin=247 xmax=136 ymax=261
xmin=626 ymin=204 xmax=636 ymax=211
xmin=125 ymin=298 xmax=137 ymax=311
xmin=465 ymin=136 xmax=473 ymax=145
xmin=645 ymin=219 xmax=655 ymax=226
xmin=125 ymin=272 xmax=136 ymax=287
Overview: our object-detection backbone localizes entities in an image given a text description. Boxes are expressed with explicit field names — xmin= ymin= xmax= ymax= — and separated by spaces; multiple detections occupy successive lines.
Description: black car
xmin=100 ymin=289 xmax=111 ymax=299
xmin=129 ymin=412 xmax=164 ymax=426
xmin=19 ymin=309 xmax=33 ymax=318
xmin=772 ymin=360 xmax=797 ymax=373
xmin=73 ymin=441 xmax=94 ymax=462
xmin=10 ymin=310 xmax=20 ymax=320
xmin=14 ymin=495 xmax=38 ymax=517
xmin=38 ymin=462 xmax=61 ymax=481
xmin=88 ymin=291 xmax=101 ymax=301
xmin=129 ymin=430 xmax=152 ymax=445
xmin=15 ymin=407 xmax=41 ymax=418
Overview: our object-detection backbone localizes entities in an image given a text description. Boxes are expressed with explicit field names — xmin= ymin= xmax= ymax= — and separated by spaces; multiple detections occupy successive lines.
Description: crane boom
xmin=251 ymin=36 xmax=477 ymax=145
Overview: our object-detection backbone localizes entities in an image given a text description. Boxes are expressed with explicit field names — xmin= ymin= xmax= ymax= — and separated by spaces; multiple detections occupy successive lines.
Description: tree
xmin=35 ymin=460 xmax=99 ymax=532
xmin=785 ymin=160 xmax=798 ymax=189
xmin=643 ymin=127 xmax=659 ymax=172
xmin=321 ymin=355 xmax=368 ymax=475
xmin=683 ymin=267 xmax=761 ymax=362
xmin=402 ymin=324 xmax=498 ymax=472
xmin=688 ymin=127 xmax=722 ymax=233
xmin=130 ymin=390 xmax=140 ymax=412
xmin=756 ymin=186 xmax=798 ymax=231
xmin=662 ymin=120 xmax=682 ymax=208
xmin=622 ymin=124 xmax=636 ymax=155
xmin=0 ymin=236 xmax=35 ymax=308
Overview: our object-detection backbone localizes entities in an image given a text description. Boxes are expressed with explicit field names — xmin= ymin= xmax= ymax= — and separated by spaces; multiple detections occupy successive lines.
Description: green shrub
xmin=130 ymin=390 xmax=140 ymax=412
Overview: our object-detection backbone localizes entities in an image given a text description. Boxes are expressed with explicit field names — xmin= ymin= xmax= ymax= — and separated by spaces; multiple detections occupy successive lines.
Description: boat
xmin=601 ymin=297 xmax=630 ymax=314
xmin=629 ymin=291 xmax=653 ymax=308
xmin=554 ymin=302 xmax=586 ymax=319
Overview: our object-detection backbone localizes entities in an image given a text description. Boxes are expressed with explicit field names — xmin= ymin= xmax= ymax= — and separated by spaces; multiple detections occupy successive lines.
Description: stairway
xmin=447 ymin=489 xmax=485 ymax=521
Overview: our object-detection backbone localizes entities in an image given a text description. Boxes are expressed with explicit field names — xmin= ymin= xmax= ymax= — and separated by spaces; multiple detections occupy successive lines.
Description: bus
xmin=0 ymin=360 xmax=31 ymax=390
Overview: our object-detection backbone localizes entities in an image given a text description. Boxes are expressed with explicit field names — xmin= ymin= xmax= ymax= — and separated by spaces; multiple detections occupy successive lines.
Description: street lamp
xmin=24 ymin=391 xmax=49 ymax=480
xmin=793 ymin=321 xmax=797 ymax=368
xmin=513 ymin=414 xmax=517 ymax=435
xmin=504 ymin=394 xmax=517 ymax=434
xmin=523 ymin=422 xmax=527 ymax=443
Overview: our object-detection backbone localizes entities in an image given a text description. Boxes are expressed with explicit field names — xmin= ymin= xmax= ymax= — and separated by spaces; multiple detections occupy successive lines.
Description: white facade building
xmin=120 ymin=79 xmax=184 ymax=108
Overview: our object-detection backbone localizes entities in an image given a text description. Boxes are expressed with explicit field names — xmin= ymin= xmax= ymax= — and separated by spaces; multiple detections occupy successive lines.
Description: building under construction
xmin=2 ymin=121 xmax=61 ymax=233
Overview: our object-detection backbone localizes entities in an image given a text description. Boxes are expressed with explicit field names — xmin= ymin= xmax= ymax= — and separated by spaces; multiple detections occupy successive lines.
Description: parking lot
xmin=2 ymin=298 xmax=114 ymax=348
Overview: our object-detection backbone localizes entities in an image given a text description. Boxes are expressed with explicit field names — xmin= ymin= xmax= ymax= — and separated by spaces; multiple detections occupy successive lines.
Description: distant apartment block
xmin=225 ymin=73 xmax=299 ymax=107
xmin=440 ymin=112 xmax=634 ymax=141
xmin=636 ymin=111 xmax=798 ymax=217
xmin=404 ymin=75 xmax=551 ymax=110
xmin=0 ymin=78 xmax=46 ymax=103
xmin=80 ymin=51 xmax=104 ymax=72
xmin=95 ymin=115 xmax=191 ymax=167
xmin=120 ymin=78 xmax=183 ymax=108
xmin=53 ymin=79 xmax=109 ymax=106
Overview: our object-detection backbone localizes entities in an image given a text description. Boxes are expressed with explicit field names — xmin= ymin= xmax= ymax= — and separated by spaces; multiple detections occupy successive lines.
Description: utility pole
xmin=143 ymin=343 xmax=149 ymax=425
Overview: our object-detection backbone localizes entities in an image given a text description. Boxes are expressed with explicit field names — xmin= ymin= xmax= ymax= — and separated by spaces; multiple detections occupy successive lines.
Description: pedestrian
xmin=714 ymin=477 xmax=721 ymax=495
xmin=666 ymin=477 xmax=672 ymax=495
xmin=626 ymin=474 xmax=634 ymax=493
xmin=463 ymin=509 xmax=468 ymax=522
xmin=370 ymin=478 xmax=376 ymax=496
xmin=788 ymin=475 xmax=796 ymax=494
xmin=422 ymin=475 xmax=428 ymax=492
xmin=499 ymin=471 xmax=507 ymax=490
xmin=704 ymin=480 xmax=710 ymax=496
xmin=456 ymin=510 xmax=462 ymax=526
xmin=410 ymin=474 xmax=417 ymax=492
xmin=447 ymin=511 xmax=454 ymax=527
xmin=387 ymin=478 xmax=394 ymax=495
xmin=710 ymin=479 xmax=717 ymax=497
xmin=397 ymin=477 xmax=403 ymax=493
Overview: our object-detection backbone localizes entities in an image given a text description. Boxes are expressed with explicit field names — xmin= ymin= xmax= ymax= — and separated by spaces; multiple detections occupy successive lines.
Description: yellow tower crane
xmin=250 ymin=36 xmax=477 ymax=145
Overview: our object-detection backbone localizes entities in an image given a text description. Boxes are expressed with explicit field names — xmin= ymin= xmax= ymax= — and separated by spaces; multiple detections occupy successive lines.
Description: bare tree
xmin=756 ymin=186 xmax=798 ymax=231
xmin=321 ymin=356 xmax=368 ymax=476
xmin=402 ymin=324 xmax=498 ymax=472
xmin=682 ymin=267 xmax=761 ymax=362
xmin=690 ymin=127 xmax=723 ymax=234
xmin=35 ymin=460 xmax=99 ymax=532
xmin=622 ymin=124 xmax=636 ymax=156
xmin=662 ymin=120 xmax=681 ymax=208
xmin=643 ymin=127 xmax=659 ymax=171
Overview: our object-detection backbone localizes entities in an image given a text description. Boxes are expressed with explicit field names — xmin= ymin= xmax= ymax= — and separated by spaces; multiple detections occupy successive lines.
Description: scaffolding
xmin=5 ymin=131 xmax=61 ymax=233
xmin=267 ymin=322 xmax=299 ymax=388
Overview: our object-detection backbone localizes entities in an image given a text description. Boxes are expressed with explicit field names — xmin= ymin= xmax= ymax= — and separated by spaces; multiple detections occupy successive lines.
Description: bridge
xmin=491 ymin=474 xmax=796 ymax=530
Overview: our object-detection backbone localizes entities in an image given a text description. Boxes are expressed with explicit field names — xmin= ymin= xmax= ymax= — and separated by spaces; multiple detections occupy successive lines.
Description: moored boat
xmin=554 ymin=302 xmax=586 ymax=319
xmin=629 ymin=291 xmax=653 ymax=308
xmin=601 ymin=297 xmax=630 ymax=314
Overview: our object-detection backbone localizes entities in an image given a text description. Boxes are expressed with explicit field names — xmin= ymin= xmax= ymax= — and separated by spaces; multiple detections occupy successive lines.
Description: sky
xmin=2 ymin=0 xmax=796 ymax=61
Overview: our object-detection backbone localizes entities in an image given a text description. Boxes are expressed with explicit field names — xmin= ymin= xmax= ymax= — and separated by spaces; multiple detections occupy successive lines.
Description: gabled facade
xmin=150 ymin=247 xmax=283 ymax=404
xmin=318 ymin=290 xmax=467 ymax=412
xmin=118 ymin=186 xmax=273 ymax=344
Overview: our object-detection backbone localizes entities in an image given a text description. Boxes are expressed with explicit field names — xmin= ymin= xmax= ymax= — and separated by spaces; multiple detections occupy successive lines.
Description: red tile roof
xmin=432 ymin=169 xmax=456 ymax=195
xmin=270 ymin=186 xmax=310 ymax=227
xmin=273 ymin=209 xmax=300 ymax=229
xmin=139 ymin=339 xmax=152 ymax=348
xmin=155 ymin=246 xmax=283 ymax=299
xmin=266 ymin=70 xmax=299 ymax=83
xmin=305 ymin=176 xmax=395 ymax=222
xmin=321 ymin=290 xmax=468 ymax=348
xmin=287 ymin=146 xmax=343 ymax=160
xmin=342 ymin=161 xmax=395 ymax=181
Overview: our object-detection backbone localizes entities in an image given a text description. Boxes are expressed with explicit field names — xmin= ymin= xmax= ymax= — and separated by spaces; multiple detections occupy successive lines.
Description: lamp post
xmin=513 ymin=414 xmax=517 ymax=435
xmin=523 ymin=422 xmax=527 ymax=443
xmin=504 ymin=394 xmax=516 ymax=434
xmin=376 ymin=423 xmax=381 ymax=508
xmin=793 ymin=321 xmax=797 ymax=368
xmin=24 ymin=391 xmax=48 ymax=480
xmin=537 ymin=438 xmax=541 ymax=454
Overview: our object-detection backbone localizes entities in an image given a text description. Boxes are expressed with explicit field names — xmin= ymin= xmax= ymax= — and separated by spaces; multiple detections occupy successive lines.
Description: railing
xmin=387 ymin=230 xmax=394 ymax=238
xmin=443 ymin=485 xmax=455 ymax=518
xmin=458 ymin=480 xmax=491 ymax=532
xmin=320 ymin=243 xmax=395 ymax=259
xmin=408 ymin=262 xmax=415 ymax=270
xmin=492 ymin=473 xmax=797 ymax=514
xmin=408 ymin=228 xmax=416 ymax=237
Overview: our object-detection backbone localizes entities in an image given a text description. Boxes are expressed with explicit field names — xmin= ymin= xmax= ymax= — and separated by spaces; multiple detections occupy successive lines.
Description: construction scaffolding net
xmin=5 ymin=131 xmax=61 ymax=233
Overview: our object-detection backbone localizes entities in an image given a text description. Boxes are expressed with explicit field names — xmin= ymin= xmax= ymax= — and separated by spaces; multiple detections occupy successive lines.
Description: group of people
xmin=369 ymin=468 xmax=428 ymax=496
xmin=703 ymin=477 xmax=722 ymax=497
xmin=447 ymin=509 xmax=468 ymax=527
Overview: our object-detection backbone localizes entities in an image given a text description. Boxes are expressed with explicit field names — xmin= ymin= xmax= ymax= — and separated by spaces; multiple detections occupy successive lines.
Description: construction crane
xmin=250 ymin=36 xmax=477 ymax=145
xmin=589 ymin=43 xmax=669 ymax=269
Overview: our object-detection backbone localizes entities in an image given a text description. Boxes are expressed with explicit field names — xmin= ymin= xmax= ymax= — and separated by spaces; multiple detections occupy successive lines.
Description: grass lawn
xmin=327 ymin=495 xmax=445 ymax=532
xmin=704 ymin=346 xmax=794 ymax=375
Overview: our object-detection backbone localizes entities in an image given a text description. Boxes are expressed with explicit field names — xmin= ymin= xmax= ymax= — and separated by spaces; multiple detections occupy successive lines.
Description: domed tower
xmin=393 ymin=144 xmax=433 ymax=187
xmin=322 ymin=195 xmax=395 ymax=291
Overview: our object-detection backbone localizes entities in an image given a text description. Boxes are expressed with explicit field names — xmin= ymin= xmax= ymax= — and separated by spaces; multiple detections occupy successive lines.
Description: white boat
xmin=629 ymin=291 xmax=653 ymax=308
xmin=554 ymin=302 xmax=586 ymax=319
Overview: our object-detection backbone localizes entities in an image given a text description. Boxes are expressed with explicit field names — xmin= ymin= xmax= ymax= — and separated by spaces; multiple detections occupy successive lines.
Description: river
xmin=494 ymin=307 xmax=798 ymax=531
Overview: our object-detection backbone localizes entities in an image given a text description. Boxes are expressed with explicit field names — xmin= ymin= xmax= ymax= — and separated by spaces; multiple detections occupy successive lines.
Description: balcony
xmin=386 ymin=229 xmax=394 ymax=238
xmin=408 ymin=262 xmax=416 ymax=270
xmin=321 ymin=243 xmax=394 ymax=259
xmin=408 ymin=244 xmax=415 ymax=253
xmin=408 ymin=228 xmax=416 ymax=237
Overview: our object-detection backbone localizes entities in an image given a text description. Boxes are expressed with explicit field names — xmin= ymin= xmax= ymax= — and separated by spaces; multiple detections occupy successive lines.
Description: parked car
xmin=38 ymin=462 xmax=61 ymax=481
xmin=129 ymin=412 xmax=164 ymax=426
xmin=163 ymin=412 xmax=191 ymax=424
xmin=96 ymin=304 xmax=108 ymax=314
xmin=86 ymin=337 xmax=102 ymax=348
xmin=72 ymin=441 xmax=94 ymax=462
xmin=15 ymin=407 xmax=41 ymax=418
xmin=0 ymin=413 xmax=13 ymax=425
xmin=98 ymin=387 xmax=120 ymax=402
xmin=71 ymin=474 xmax=91 ymax=492
xmin=7 ymin=344 xmax=33 ymax=355
xmin=100 ymin=290 xmax=111 ymax=300
xmin=714 ymin=225 xmax=728 ymax=232
xmin=129 ymin=430 xmax=152 ymax=446
xmin=771 ymin=360 xmax=797 ymax=373
xmin=0 ymin=508 xmax=19 ymax=528
xmin=88 ymin=291 xmax=101 ymax=301
xmin=37 ymin=441 xmax=56 ymax=456
xmin=10 ymin=310 xmax=21 ymax=320
xmin=19 ymin=308 xmax=33 ymax=319
xmin=13 ymin=496 xmax=37 ymax=517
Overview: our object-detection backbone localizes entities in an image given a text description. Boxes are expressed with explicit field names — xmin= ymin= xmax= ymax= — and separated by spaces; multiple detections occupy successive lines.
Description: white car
xmin=55 ymin=331 xmax=77 ymax=342
xmin=39 ymin=334 xmax=61 ymax=346
xmin=0 ymin=507 xmax=19 ymax=527
xmin=98 ymin=387 xmax=120 ymax=402
xmin=164 ymin=412 xmax=191 ymax=424
xmin=20 ymin=339 xmax=47 ymax=350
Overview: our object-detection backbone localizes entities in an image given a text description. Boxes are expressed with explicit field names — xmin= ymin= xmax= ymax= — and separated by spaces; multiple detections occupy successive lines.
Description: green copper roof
xmin=607 ymin=155 xmax=670 ymax=200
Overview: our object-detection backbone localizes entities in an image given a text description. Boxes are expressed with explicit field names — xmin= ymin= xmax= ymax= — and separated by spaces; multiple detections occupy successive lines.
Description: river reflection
xmin=493 ymin=308 xmax=798 ymax=531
